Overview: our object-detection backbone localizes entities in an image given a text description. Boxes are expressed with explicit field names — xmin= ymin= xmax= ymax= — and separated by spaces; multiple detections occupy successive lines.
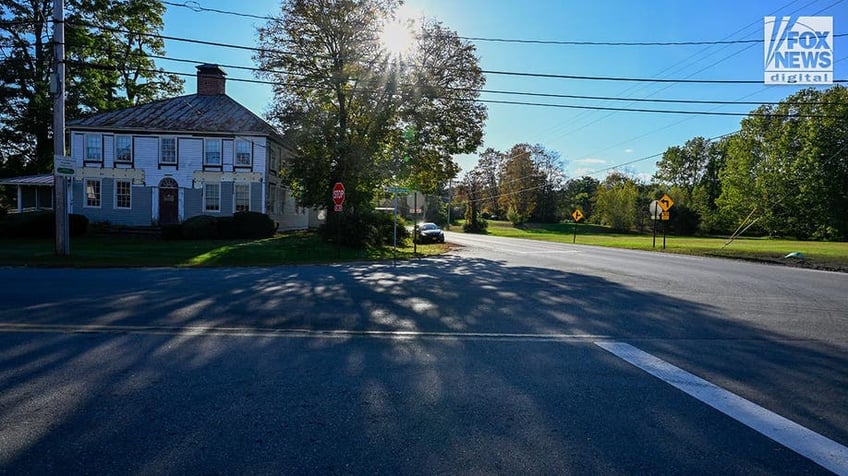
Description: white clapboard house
xmin=55 ymin=64 xmax=313 ymax=230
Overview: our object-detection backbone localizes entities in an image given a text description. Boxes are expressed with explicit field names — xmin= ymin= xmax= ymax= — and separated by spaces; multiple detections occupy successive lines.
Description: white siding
xmin=71 ymin=133 xmax=84 ymax=166
xmin=223 ymin=140 xmax=234 ymax=168
xmin=66 ymin=129 xmax=307 ymax=230
xmin=134 ymin=136 xmax=158 ymax=168
xmin=103 ymin=135 xmax=114 ymax=168
xmin=252 ymin=137 xmax=267 ymax=175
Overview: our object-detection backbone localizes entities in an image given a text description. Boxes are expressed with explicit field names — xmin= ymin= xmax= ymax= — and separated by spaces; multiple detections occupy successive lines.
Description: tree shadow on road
xmin=0 ymin=256 xmax=845 ymax=474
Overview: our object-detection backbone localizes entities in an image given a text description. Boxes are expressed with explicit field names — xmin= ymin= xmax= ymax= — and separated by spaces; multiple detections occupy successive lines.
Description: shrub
xmin=181 ymin=215 xmax=219 ymax=240
xmin=667 ymin=204 xmax=700 ymax=236
xmin=216 ymin=215 xmax=238 ymax=239
xmin=0 ymin=211 xmax=87 ymax=238
xmin=233 ymin=211 xmax=276 ymax=239
xmin=170 ymin=212 xmax=277 ymax=240
xmin=507 ymin=209 xmax=527 ymax=226
xmin=462 ymin=218 xmax=488 ymax=234
xmin=20 ymin=212 xmax=54 ymax=237
xmin=320 ymin=210 xmax=410 ymax=248
xmin=160 ymin=224 xmax=182 ymax=240
xmin=69 ymin=214 xmax=89 ymax=237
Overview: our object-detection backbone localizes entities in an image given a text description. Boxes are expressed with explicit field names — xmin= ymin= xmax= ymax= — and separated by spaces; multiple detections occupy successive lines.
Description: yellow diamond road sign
xmin=572 ymin=209 xmax=584 ymax=222
xmin=659 ymin=194 xmax=674 ymax=211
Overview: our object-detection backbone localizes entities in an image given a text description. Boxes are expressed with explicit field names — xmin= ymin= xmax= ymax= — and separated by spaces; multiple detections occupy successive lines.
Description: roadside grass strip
xmin=596 ymin=341 xmax=848 ymax=475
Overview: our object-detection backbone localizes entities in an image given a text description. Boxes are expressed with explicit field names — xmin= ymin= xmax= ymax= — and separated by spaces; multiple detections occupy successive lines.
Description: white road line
xmin=595 ymin=341 xmax=848 ymax=476
xmin=516 ymin=250 xmax=581 ymax=255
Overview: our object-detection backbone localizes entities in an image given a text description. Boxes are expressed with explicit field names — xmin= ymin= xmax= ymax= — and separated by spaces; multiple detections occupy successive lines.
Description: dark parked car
xmin=415 ymin=222 xmax=445 ymax=244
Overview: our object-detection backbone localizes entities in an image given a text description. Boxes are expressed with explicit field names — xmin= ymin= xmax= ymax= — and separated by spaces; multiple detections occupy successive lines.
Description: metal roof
xmin=67 ymin=93 xmax=285 ymax=141
xmin=0 ymin=174 xmax=55 ymax=186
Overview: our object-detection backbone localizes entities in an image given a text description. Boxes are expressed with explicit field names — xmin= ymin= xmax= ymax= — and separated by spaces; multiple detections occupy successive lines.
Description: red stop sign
xmin=332 ymin=182 xmax=345 ymax=206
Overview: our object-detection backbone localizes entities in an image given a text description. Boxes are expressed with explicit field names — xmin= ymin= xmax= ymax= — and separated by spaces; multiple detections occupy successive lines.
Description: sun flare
xmin=380 ymin=5 xmax=420 ymax=57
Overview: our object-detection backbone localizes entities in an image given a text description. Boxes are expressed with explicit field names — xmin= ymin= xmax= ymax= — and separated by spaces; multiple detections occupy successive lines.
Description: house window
xmin=204 ymin=183 xmax=221 ymax=212
xmin=234 ymin=183 xmax=250 ymax=212
xmin=115 ymin=180 xmax=131 ymax=209
xmin=85 ymin=179 xmax=101 ymax=207
xmin=115 ymin=135 xmax=132 ymax=163
xmin=85 ymin=134 xmax=102 ymax=162
xmin=160 ymin=137 xmax=177 ymax=164
xmin=267 ymin=184 xmax=276 ymax=213
xmin=204 ymin=139 xmax=221 ymax=166
xmin=235 ymin=139 xmax=252 ymax=166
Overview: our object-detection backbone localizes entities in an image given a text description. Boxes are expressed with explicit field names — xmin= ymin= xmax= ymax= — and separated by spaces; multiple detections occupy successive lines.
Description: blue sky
xmin=161 ymin=0 xmax=845 ymax=181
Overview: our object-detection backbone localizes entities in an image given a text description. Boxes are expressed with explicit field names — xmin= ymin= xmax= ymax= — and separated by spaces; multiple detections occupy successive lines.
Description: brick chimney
xmin=196 ymin=64 xmax=226 ymax=96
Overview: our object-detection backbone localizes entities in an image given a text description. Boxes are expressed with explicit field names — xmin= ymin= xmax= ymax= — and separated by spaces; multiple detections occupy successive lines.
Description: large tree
xmin=65 ymin=0 xmax=183 ymax=116
xmin=1 ymin=0 xmax=54 ymax=175
xmin=718 ymin=86 xmax=848 ymax=240
xmin=530 ymin=144 xmax=565 ymax=223
xmin=654 ymin=135 xmax=726 ymax=234
xmin=498 ymin=144 xmax=541 ymax=224
xmin=562 ymin=176 xmax=599 ymax=222
xmin=593 ymin=171 xmax=638 ymax=232
xmin=474 ymin=147 xmax=503 ymax=217
xmin=255 ymin=0 xmax=486 ymax=228
xmin=496 ymin=143 xmax=562 ymax=225
xmin=0 ymin=0 xmax=183 ymax=178
xmin=654 ymin=136 xmax=716 ymax=201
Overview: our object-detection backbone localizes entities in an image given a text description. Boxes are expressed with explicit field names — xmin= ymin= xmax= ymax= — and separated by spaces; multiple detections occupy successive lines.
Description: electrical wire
xmin=158 ymin=0 xmax=848 ymax=47
xmin=57 ymin=19 xmax=848 ymax=85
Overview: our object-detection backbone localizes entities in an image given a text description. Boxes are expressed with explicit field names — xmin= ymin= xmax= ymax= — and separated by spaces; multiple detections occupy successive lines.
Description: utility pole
xmin=53 ymin=0 xmax=69 ymax=256
xmin=446 ymin=177 xmax=452 ymax=229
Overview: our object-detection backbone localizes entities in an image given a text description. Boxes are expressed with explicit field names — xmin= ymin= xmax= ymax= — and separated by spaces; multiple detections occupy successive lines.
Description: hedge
xmin=0 ymin=211 xmax=88 ymax=238
xmin=163 ymin=212 xmax=277 ymax=240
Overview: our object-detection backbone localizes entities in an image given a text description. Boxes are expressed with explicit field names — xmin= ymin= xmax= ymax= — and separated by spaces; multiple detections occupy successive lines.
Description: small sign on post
xmin=651 ymin=195 xmax=674 ymax=249
xmin=332 ymin=182 xmax=345 ymax=212
xmin=571 ymin=209 xmax=584 ymax=222
xmin=571 ymin=209 xmax=583 ymax=243
xmin=54 ymin=154 xmax=75 ymax=177
xmin=659 ymin=194 xmax=674 ymax=212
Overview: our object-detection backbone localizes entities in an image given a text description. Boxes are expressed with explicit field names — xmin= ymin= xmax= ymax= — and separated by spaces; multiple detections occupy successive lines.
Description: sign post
xmin=571 ymin=209 xmax=584 ymax=243
xmin=332 ymin=182 xmax=345 ymax=257
xmin=655 ymin=194 xmax=674 ymax=250
xmin=385 ymin=186 xmax=409 ymax=257
xmin=332 ymin=182 xmax=345 ymax=212
xmin=649 ymin=200 xmax=661 ymax=248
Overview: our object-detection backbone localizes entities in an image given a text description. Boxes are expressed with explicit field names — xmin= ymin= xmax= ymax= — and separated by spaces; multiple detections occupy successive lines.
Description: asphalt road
xmin=1 ymin=232 xmax=846 ymax=475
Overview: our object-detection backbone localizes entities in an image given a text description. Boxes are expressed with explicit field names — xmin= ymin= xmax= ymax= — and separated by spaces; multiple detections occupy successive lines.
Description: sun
xmin=380 ymin=5 xmax=420 ymax=58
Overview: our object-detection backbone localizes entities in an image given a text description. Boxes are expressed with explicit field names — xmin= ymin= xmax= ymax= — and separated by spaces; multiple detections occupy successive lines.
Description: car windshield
xmin=420 ymin=223 xmax=438 ymax=231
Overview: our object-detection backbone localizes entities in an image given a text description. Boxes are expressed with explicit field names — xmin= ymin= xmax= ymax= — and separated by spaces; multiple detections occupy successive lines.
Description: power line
xmin=161 ymin=0 xmax=274 ymax=21
xmin=158 ymin=1 xmax=848 ymax=48
xmin=456 ymin=32 xmax=848 ymax=47
xmin=59 ymin=19 xmax=848 ymax=85
xmin=68 ymin=58 xmax=848 ymax=119
xmin=523 ymin=0 xmax=833 ymax=142
xmin=477 ymin=88 xmax=838 ymax=106
xmin=147 ymin=50 xmax=842 ymax=107
xmin=479 ymin=69 xmax=846 ymax=84
xmin=474 ymin=97 xmax=844 ymax=118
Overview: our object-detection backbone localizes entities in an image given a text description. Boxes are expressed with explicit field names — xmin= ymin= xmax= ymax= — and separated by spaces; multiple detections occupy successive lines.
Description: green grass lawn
xmin=482 ymin=220 xmax=848 ymax=272
xmin=0 ymin=231 xmax=448 ymax=268
xmin=4 ymin=223 xmax=845 ymax=271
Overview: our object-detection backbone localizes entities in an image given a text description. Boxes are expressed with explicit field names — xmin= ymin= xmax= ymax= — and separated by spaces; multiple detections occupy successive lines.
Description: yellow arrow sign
xmin=659 ymin=194 xmax=674 ymax=211
xmin=572 ymin=209 xmax=584 ymax=222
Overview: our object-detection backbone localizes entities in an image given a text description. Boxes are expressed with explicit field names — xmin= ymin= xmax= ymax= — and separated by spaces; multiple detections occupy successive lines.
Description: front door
xmin=158 ymin=178 xmax=179 ymax=225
